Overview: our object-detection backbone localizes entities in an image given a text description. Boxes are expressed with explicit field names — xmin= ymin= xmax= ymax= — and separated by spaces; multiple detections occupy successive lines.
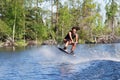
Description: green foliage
xmin=78 ymin=29 xmax=88 ymax=40
xmin=106 ymin=0 xmax=118 ymax=20
xmin=115 ymin=27 xmax=120 ymax=36
xmin=15 ymin=40 xmax=27 ymax=47
xmin=0 ymin=0 xmax=120 ymax=44
xmin=92 ymin=26 xmax=104 ymax=36
xmin=58 ymin=6 xmax=73 ymax=38
xmin=34 ymin=23 xmax=48 ymax=40
xmin=0 ymin=19 xmax=11 ymax=41
xmin=105 ymin=0 xmax=118 ymax=34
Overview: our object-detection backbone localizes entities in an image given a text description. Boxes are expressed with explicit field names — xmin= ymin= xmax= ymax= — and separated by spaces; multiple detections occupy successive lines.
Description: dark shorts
xmin=63 ymin=38 xmax=71 ymax=43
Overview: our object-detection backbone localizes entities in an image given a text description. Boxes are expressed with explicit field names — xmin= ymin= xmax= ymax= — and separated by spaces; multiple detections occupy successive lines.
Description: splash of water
xmin=34 ymin=44 xmax=120 ymax=64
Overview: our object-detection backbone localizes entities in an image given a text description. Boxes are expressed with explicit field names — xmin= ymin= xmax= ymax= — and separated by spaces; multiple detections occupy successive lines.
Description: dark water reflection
xmin=0 ymin=44 xmax=120 ymax=80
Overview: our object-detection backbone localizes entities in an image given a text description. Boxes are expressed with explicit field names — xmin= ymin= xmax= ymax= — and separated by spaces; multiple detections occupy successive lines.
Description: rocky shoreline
xmin=1 ymin=35 xmax=120 ymax=48
xmin=85 ymin=35 xmax=120 ymax=44
xmin=0 ymin=39 xmax=57 ymax=48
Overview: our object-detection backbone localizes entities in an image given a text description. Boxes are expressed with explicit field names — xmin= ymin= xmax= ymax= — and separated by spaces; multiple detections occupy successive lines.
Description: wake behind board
xmin=58 ymin=47 xmax=75 ymax=56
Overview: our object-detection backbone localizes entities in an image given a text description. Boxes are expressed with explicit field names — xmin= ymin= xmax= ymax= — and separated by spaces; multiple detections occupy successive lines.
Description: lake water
xmin=0 ymin=44 xmax=120 ymax=80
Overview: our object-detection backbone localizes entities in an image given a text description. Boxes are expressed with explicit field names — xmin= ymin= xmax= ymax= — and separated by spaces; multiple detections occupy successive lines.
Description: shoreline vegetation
xmin=0 ymin=0 xmax=120 ymax=48
xmin=1 ymin=34 xmax=120 ymax=48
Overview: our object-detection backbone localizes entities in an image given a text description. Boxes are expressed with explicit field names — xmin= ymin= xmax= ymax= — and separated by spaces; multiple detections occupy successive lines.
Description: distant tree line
xmin=0 ymin=0 xmax=120 ymax=44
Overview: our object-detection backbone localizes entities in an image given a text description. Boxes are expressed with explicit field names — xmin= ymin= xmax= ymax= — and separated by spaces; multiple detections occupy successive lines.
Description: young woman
xmin=63 ymin=26 xmax=80 ymax=54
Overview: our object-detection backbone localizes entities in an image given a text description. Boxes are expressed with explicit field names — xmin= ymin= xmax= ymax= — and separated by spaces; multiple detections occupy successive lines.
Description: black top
xmin=64 ymin=31 xmax=76 ymax=41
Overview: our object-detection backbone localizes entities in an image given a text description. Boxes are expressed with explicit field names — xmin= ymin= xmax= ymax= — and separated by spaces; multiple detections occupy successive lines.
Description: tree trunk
xmin=56 ymin=0 xmax=59 ymax=39
xmin=62 ymin=24 xmax=64 ymax=39
xmin=23 ymin=8 xmax=26 ymax=44
xmin=112 ymin=17 xmax=115 ymax=35
xmin=35 ymin=0 xmax=39 ymax=43
xmin=13 ymin=1 xmax=17 ymax=42
xmin=51 ymin=0 xmax=53 ymax=26
xmin=36 ymin=0 xmax=38 ymax=23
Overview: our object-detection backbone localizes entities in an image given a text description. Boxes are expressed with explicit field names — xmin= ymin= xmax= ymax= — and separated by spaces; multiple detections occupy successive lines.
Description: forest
xmin=0 ymin=0 xmax=120 ymax=46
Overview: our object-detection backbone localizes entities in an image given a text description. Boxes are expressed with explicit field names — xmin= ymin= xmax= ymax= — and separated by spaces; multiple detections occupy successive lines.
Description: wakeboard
xmin=58 ymin=47 xmax=74 ymax=55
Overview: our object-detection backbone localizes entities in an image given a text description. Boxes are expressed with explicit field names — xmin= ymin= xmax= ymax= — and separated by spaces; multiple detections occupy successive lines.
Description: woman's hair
xmin=72 ymin=26 xmax=80 ymax=31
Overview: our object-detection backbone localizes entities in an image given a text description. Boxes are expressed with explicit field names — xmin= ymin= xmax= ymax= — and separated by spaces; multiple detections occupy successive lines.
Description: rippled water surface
xmin=0 ymin=44 xmax=120 ymax=80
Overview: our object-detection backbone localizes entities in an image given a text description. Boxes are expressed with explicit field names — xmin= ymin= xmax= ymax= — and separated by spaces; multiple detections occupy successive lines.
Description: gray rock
xmin=42 ymin=39 xmax=57 ymax=45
